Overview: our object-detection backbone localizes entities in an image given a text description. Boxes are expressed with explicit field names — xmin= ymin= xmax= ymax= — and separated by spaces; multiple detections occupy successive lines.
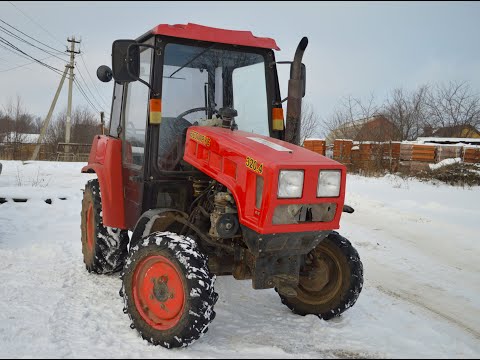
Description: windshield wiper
xmin=169 ymin=43 xmax=216 ymax=78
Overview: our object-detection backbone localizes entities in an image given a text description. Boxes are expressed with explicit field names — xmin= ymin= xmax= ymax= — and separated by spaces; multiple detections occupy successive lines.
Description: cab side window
xmin=123 ymin=48 xmax=153 ymax=167
xmin=109 ymin=82 xmax=124 ymax=137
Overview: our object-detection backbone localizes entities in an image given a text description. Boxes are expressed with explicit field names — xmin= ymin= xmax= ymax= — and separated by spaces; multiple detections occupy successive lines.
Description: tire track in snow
xmin=342 ymin=191 xmax=480 ymax=342
xmin=376 ymin=285 xmax=480 ymax=341
xmin=347 ymin=218 xmax=480 ymax=343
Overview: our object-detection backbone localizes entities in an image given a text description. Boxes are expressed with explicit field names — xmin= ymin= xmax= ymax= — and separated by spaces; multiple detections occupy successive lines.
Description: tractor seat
xmin=158 ymin=117 xmax=193 ymax=170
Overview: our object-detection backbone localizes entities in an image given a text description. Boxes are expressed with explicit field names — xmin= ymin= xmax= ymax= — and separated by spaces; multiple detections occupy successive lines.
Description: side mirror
xmin=96 ymin=65 xmax=112 ymax=83
xmin=112 ymin=39 xmax=140 ymax=83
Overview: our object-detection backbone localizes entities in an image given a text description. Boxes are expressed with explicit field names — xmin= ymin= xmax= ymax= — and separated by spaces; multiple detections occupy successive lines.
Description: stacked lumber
xmin=435 ymin=145 xmax=463 ymax=162
xmin=400 ymin=144 xmax=435 ymax=163
xmin=463 ymin=148 xmax=480 ymax=163
xmin=303 ymin=139 xmax=326 ymax=156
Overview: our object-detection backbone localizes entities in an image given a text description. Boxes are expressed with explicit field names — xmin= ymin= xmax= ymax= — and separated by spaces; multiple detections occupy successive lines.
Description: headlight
xmin=317 ymin=170 xmax=341 ymax=197
xmin=278 ymin=170 xmax=304 ymax=198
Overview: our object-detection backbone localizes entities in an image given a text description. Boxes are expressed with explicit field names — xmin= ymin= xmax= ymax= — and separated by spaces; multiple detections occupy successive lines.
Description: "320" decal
xmin=245 ymin=156 xmax=263 ymax=174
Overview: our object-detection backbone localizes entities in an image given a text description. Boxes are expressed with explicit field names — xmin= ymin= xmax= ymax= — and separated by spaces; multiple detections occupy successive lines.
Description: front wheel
xmin=121 ymin=232 xmax=218 ymax=349
xmin=278 ymin=231 xmax=363 ymax=320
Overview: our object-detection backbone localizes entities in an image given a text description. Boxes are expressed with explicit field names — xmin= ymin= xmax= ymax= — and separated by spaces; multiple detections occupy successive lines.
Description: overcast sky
xmin=0 ymin=1 xmax=479 ymax=136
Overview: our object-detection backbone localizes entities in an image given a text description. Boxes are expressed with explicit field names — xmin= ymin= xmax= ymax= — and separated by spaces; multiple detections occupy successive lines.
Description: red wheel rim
xmin=132 ymin=255 xmax=185 ymax=331
xmin=86 ymin=203 xmax=95 ymax=252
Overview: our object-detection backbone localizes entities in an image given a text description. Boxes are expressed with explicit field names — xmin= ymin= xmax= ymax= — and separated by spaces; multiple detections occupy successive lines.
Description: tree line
xmin=2 ymin=80 xmax=479 ymax=150
xmin=0 ymin=95 xmax=102 ymax=146
xmin=320 ymin=80 xmax=480 ymax=142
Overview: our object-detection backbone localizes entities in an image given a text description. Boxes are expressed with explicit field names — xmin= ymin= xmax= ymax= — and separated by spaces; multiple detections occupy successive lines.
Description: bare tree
xmin=424 ymin=81 xmax=480 ymax=136
xmin=300 ymin=102 xmax=320 ymax=145
xmin=31 ymin=116 xmax=44 ymax=134
xmin=382 ymin=85 xmax=429 ymax=140
xmin=0 ymin=96 xmax=37 ymax=159
xmin=322 ymin=93 xmax=380 ymax=143
xmin=2 ymin=96 xmax=35 ymax=137
xmin=0 ymin=108 xmax=7 ymax=143
xmin=46 ymin=106 xmax=100 ymax=146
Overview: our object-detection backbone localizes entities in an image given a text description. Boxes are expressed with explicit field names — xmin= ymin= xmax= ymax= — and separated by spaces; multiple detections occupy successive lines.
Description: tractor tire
xmin=278 ymin=231 xmax=363 ymax=320
xmin=80 ymin=179 xmax=129 ymax=274
xmin=121 ymin=232 xmax=218 ymax=349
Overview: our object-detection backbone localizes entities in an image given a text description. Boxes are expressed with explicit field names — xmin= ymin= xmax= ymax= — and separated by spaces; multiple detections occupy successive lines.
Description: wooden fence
xmin=303 ymin=139 xmax=326 ymax=155
xmin=303 ymin=139 xmax=480 ymax=172
xmin=0 ymin=142 xmax=92 ymax=162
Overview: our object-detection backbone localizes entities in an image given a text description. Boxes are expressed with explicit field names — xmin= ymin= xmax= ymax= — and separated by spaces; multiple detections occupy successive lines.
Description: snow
xmin=0 ymin=160 xmax=479 ymax=358
xmin=416 ymin=137 xmax=480 ymax=146
xmin=429 ymin=157 xmax=462 ymax=170
xmin=1 ymin=132 xmax=41 ymax=144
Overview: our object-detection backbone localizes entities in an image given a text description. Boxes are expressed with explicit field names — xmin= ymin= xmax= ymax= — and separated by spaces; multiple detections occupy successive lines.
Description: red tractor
xmin=81 ymin=23 xmax=363 ymax=348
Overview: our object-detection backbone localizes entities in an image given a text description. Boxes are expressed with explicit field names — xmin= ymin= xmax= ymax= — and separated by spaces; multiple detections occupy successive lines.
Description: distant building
xmin=326 ymin=115 xmax=400 ymax=144
xmin=422 ymin=124 xmax=480 ymax=139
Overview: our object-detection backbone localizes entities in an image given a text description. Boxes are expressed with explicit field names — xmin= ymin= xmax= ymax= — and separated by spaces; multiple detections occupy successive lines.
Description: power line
xmin=75 ymin=78 xmax=100 ymax=112
xmin=0 ymin=36 xmax=66 ymax=77
xmin=0 ymin=41 xmax=33 ymax=62
xmin=7 ymin=1 xmax=65 ymax=48
xmin=0 ymin=24 xmax=68 ymax=63
xmin=76 ymin=63 xmax=108 ymax=111
xmin=74 ymin=77 xmax=102 ymax=114
xmin=0 ymin=37 xmax=64 ymax=76
xmin=0 ymin=55 xmax=55 ymax=72
xmin=79 ymin=52 xmax=109 ymax=107
xmin=0 ymin=17 xmax=66 ymax=56
xmin=0 ymin=41 xmax=70 ymax=79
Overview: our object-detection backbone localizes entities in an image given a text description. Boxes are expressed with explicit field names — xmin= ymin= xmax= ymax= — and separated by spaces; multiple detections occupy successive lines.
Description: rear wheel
xmin=278 ymin=231 xmax=363 ymax=320
xmin=80 ymin=179 xmax=129 ymax=274
xmin=121 ymin=232 xmax=217 ymax=349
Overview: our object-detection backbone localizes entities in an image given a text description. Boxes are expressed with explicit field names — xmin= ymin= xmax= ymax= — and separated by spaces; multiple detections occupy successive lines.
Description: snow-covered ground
xmin=0 ymin=160 xmax=479 ymax=358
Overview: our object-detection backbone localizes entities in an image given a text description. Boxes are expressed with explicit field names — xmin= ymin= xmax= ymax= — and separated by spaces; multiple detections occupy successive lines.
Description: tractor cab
xmin=81 ymin=23 xmax=363 ymax=349
xmin=94 ymin=23 xmax=300 ymax=229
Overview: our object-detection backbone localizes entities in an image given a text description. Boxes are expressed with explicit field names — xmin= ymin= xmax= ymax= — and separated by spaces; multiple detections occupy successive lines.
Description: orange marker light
xmin=149 ymin=99 xmax=162 ymax=124
xmin=272 ymin=107 xmax=284 ymax=131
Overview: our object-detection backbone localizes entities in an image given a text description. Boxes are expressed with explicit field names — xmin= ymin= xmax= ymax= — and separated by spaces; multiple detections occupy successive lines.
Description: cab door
xmin=122 ymin=46 xmax=153 ymax=229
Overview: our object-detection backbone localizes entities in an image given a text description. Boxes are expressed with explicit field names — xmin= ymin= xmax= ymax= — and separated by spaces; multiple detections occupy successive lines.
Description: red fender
xmin=82 ymin=135 xmax=126 ymax=229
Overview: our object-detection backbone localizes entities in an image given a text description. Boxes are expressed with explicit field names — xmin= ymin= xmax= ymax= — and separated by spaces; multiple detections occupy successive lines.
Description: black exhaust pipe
xmin=285 ymin=37 xmax=308 ymax=146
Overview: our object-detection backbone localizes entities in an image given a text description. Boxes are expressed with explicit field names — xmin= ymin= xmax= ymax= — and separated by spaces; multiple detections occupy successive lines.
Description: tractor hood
xmin=183 ymin=126 xmax=346 ymax=235
xmin=184 ymin=126 xmax=340 ymax=168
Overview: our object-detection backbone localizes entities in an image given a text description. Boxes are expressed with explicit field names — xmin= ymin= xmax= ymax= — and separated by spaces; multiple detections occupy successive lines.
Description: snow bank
xmin=429 ymin=157 xmax=462 ymax=170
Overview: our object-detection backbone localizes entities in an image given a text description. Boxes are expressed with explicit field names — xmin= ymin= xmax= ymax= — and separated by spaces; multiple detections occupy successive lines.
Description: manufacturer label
xmin=190 ymin=130 xmax=211 ymax=147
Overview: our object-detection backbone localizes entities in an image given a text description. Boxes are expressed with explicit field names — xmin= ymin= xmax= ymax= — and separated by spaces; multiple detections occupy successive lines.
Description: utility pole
xmin=31 ymin=37 xmax=80 ymax=161
xmin=65 ymin=37 xmax=81 ymax=154
xmin=31 ymin=65 xmax=69 ymax=160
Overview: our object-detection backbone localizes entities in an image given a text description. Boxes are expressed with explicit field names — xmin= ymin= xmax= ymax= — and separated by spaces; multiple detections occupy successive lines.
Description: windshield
xmin=158 ymin=42 xmax=270 ymax=170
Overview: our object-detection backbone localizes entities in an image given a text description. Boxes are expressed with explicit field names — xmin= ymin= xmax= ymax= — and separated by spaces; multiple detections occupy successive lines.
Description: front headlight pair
xmin=277 ymin=170 xmax=341 ymax=198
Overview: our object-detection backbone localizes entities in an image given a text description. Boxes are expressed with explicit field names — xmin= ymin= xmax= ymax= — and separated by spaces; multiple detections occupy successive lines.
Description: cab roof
xmin=149 ymin=23 xmax=280 ymax=51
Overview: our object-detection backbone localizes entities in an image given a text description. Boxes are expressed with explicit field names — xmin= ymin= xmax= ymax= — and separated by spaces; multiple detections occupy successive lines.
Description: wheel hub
xmin=296 ymin=245 xmax=345 ymax=305
xmin=300 ymin=257 xmax=331 ymax=292
xmin=151 ymin=276 xmax=173 ymax=303
xmin=133 ymin=255 xmax=185 ymax=331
